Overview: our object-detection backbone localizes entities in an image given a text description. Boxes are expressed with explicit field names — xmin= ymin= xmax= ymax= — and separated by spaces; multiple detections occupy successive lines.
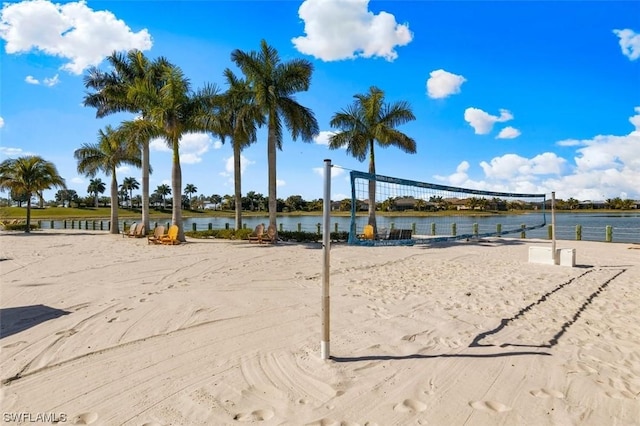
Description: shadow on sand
xmin=0 ymin=305 xmax=71 ymax=339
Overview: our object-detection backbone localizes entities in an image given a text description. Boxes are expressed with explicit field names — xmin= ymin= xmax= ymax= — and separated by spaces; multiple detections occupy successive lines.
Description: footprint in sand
xmin=72 ymin=412 xmax=99 ymax=425
xmin=2 ymin=340 xmax=27 ymax=349
xmin=233 ymin=409 xmax=274 ymax=422
xmin=530 ymin=388 xmax=564 ymax=399
xmin=107 ymin=317 xmax=119 ymax=323
xmin=393 ymin=398 xmax=427 ymax=413
xmin=469 ymin=400 xmax=512 ymax=413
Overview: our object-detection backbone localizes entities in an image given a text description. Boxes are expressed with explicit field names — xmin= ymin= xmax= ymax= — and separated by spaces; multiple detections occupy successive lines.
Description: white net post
xmin=321 ymin=159 xmax=331 ymax=360
xmin=551 ymin=191 xmax=557 ymax=264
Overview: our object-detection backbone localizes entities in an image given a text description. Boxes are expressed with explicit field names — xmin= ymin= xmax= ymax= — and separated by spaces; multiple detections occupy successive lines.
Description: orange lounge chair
xmin=147 ymin=225 xmax=165 ymax=244
xmin=160 ymin=225 xmax=180 ymax=245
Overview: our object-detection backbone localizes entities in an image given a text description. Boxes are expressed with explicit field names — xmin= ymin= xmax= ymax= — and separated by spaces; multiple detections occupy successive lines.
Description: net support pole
xmin=321 ymin=159 xmax=332 ymax=360
xmin=551 ymin=191 xmax=557 ymax=264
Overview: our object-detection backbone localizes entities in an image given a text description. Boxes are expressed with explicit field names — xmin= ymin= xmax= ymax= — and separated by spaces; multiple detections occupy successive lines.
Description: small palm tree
xmin=184 ymin=183 xmax=198 ymax=209
xmin=155 ymin=184 xmax=171 ymax=209
xmin=329 ymin=86 xmax=416 ymax=231
xmin=87 ymin=178 xmax=106 ymax=207
xmin=231 ymin=39 xmax=319 ymax=240
xmin=121 ymin=176 xmax=140 ymax=208
xmin=0 ymin=156 xmax=66 ymax=232
xmin=74 ymin=125 xmax=142 ymax=234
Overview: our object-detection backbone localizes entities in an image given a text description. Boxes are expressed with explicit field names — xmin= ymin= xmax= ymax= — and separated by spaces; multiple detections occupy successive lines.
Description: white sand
xmin=1 ymin=230 xmax=639 ymax=425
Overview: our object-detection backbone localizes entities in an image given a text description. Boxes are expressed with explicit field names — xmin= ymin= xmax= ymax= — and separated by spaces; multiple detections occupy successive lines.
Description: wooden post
xmin=451 ymin=223 xmax=456 ymax=237
xmin=576 ymin=224 xmax=582 ymax=240
xmin=431 ymin=223 xmax=436 ymax=236
xmin=606 ymin=225 xmax=612 ymax=242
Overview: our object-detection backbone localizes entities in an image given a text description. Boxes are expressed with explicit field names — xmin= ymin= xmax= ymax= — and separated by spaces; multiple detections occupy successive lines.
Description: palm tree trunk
xmin=267 ymin=116 xmax=278 ymax=242
xmin=233 ymin=140 xmax=242 ymax=230
xmin=171 ymin=139 xmax=185 ymax=242
xmin=368 ymin=141 xmax=377 ymax=232
xmin=110 ymin=172 xmax=119 ymax=234
xmin=142 ymin=143 xmax=150 ymax=233
xmin=94 ymin=192 xmax=99 ymax=208
xmin=25 ymin=196 xmax=32 ymax=233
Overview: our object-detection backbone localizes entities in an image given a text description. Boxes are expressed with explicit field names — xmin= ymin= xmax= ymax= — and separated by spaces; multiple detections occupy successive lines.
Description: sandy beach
xmin=1 ymin=230 xmax=639 ymax=425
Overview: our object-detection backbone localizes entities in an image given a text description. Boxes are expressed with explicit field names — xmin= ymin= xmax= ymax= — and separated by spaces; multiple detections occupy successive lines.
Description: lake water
xmin=42 ymin=212 xmax=640 ymax=244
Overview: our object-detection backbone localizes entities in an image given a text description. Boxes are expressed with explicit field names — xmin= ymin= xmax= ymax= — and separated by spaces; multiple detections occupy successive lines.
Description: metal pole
xmin=321 ymin=159 xmax=332 ymax=360
xmin=551 ymin=192 xmax=557 ymax=264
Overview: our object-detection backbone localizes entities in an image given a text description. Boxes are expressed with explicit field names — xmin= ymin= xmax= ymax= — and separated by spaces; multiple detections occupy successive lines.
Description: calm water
xmin=42 ymin=212 xmax=640 ymax=243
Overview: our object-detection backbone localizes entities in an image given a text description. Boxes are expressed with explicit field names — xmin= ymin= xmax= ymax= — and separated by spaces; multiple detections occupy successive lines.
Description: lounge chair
xmin=125 ymin=222 xmax=138 ymax=238
xmin=133 ymin=224 xmax=146 ymax=238
xmin=262 ymin=224 xmax=277 ymax=244
xmin=359 ymin=224 xmax=374 ymax=240
xmin=248 ymin=224 xmax=265 ymax=243
xmin=160 ymin=225 xmax=180 ymax=245
xmin=147 ymin=225 xmax=165 ymax=245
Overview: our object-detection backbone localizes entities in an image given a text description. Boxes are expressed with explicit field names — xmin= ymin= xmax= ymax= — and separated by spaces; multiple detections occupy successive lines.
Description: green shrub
xmin=184 ymin=228 xmax=349 ymax=243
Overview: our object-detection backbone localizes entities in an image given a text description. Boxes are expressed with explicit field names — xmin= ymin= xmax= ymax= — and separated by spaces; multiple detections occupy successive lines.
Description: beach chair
xmin=147 ymin=225 xmax=165 ymax=245
xmin=248 ymin=224 xmax=265 ymax=243
xmin=376 ymin=227 xmax=389 ymax=240
xmin=160 ymin=225 xmax=180 ymax=245
xmin=359 ymin=224 xmax=374 ymax=240
xmin=125 ymin=222 xmax=138 ymax=238
xmin=262 ymin=224 xmax=277 ymax=244
xmin=133 ymin=224 xmax=146 ymax=238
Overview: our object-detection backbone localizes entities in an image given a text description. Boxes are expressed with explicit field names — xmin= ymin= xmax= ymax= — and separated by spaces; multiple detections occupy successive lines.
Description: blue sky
xmin=1 ymin=0 xmax=639 ymax=203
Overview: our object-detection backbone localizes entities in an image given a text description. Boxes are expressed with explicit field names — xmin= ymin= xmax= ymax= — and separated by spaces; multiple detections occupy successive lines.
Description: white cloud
xmin=426 ymin=69 xmax=466 ymax=99
xmin=0 ymin=146 xmax=26 ymax=157
xmin=312 ymin=165 xmax=346 ymax=179
xmin=436 ymin=108 xmax=640 ymax=199
xmin=70 ymin=176 xmax=83 ymax=184
xmin=276 ymin=179 xmax=286 ymax=187
xmin=292 ymin=0 xmax=412 ymax=62
xmin=464 ymin=108 xmax=514 ymax=135
xmin=556 ymin=139 xmax=582 ymax=147
xmin=480 ymin=153 xmax=565 ymax=179
xmin=0 ymin=0 xmax=152 ymax=75
xmin=25 ymin=75 xmax=39 ymax=84
xmin=213 ymin=140 xmax=223 ymax=150
xmin=613 ymin=28 xmax=640 ymax=61
xmin=150 ymin=133 xmax=214 ymax=164
xmin=43 ymin=74 xmax=59 ymax=86
xmin=496 ymin=126 xmax=521 ymax=139
xmin=224 ymin=154 xmax=255 ymax=175
xmin=314 ymin=130 xmax=336 ymax=146
xmin=0 ymin=116 xmax=4 ymax=128
xmin=630 ymin=106 xmax=640 ymax=130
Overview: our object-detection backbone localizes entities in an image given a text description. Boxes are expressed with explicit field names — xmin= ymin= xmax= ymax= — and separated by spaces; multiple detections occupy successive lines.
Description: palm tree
xmin=155 ymin=184 xmax=171 ymax=209
xmin=231 ymin=39 xmax=319 ymax=240
xmin=210 ymin=194 xmax=222 ymax=210
xmin=74 ymin=125 xmax=142 ymax=234
xmin=129 ymin=62 xmax=219 ymax=242
xmin=83 ymin=50 xmax=168 ymax=237
xmin=87 ymin=178 xmax=106 ymax=207
xmin=121 ymin=176 xmax=140 ymax=208
xmin=329 ymin=86 xmax=416 ymax=231
xmin=211 ymin=68 xmax=265 ymax=229
xmin=0 ymin=156 xmax=66 ymax=232
xmin=184 ymin=183 xmax=197 ymax=209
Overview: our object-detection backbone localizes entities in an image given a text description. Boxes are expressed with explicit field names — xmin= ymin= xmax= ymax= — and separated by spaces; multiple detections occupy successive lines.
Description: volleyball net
xmin=348 ymin=170 xmax=547 ymax=246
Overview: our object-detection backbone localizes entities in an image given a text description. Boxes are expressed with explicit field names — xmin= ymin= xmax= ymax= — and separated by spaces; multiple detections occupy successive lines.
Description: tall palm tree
xmin=74 ymin=125 xmax=142 ymax=234
xmin=87 ymin=178 xmax=106 ymax=207
xmin=329 ymin=86 xmax=416 ymax=231
xmin=129 ymin=62 xmax=219 ymax=242
xmin=83 ymin=50 xmax=168 ymax=235
xmin=121 ymin=176 xmax=140 ymax=208
xmin=0 ymin=156 xmax=66 ymax=232
xmin=184 ymin=183 xmax=197 ymax=209
xmin=155 ymin=184 xmax=171 ymax=209
xmin=212 ymin=68 xmax=265 ymax=229
xmin=231 ymin=39 xmax=319 ymax=240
